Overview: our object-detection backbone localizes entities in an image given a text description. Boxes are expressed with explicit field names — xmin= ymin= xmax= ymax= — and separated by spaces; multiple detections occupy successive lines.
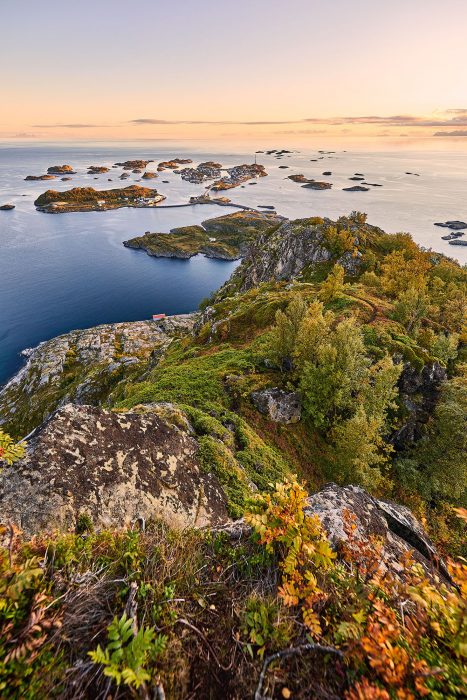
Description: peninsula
xmin=123 ymin=210 xmax=282 ymax=259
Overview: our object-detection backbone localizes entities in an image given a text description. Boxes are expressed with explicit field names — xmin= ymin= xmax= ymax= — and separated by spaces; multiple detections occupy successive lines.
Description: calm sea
xmin=1 ymin=141 xmax=466 ymax=386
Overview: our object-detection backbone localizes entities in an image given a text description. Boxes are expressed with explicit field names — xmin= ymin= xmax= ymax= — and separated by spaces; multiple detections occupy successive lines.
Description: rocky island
xmin=33 ymin=184 xmax=166 ymax=213
xmin=24 ymin=173 xmax=56 ymax=181
xmin=0 ymin=203 xmax=15 ymax=210
xmin=288 ymin=174 xmax=332 ymax=189
xmin=47 ymin=164 xmax=76 ymax=174
xmin=211 ymin=163 xmax=267 ymax=190
xmin=87 ymin=165 xmax=110 ymax=174
xmin=123 ymin=210 xmax=282 ymax=260
xmin=178 ymin=161 xmax=223 ymax=183
xmin=302 ymin=181 xmax=333 ymax=190
xmin=114 ymin=159 xmax=153 ymax=169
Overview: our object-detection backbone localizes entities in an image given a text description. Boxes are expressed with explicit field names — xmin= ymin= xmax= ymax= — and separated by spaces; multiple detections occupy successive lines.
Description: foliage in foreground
xmin=0 ymin=480 xmax=465 ymax=699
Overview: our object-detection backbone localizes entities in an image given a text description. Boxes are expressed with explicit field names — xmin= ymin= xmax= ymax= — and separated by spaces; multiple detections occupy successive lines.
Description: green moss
xmin=118 ymin=346 xmax=257 ymax=409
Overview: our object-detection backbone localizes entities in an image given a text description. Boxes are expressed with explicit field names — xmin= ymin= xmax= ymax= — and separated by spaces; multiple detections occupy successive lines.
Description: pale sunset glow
xmin=2 ymin=0 xmax=467 ymax=142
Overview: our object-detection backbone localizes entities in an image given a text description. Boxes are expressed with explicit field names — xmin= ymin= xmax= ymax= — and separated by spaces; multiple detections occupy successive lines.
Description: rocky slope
xmin=215 ymin=215 xmax=364 ymax=297
xmin=0 ymin=315 xmax=195 ymax=438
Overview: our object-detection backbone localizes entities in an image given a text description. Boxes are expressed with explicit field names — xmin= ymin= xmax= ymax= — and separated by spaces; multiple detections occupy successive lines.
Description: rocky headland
xmin=0 ymin=316 xmax=195 ymax=439
xmin=123 ymin=210 xmax=282 ymax=260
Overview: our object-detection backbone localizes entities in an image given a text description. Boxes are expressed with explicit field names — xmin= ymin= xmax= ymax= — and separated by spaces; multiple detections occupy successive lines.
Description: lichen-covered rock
xmin=0 ymin=315 xmax=196 ymax=439
xmin=0 ymin=404 xmax=229 ymax=535
xmin=250 ymin=388 xmax=301 ymax=424
xmin=305 ymin=483 xmax=449 ymax=580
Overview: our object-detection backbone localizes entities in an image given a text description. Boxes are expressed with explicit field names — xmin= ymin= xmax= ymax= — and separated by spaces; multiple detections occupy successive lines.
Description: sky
xmin=1 ymin=0 xmax=467 ymax=142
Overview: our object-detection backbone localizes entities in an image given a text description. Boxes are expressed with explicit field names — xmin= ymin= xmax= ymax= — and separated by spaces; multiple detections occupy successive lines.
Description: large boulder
xmin=305 ymin=483 xmax=449 ymax=580
xmin=0 ymin=404 xmax=229 ymax=535
xmin=251 ymin=388 xmax=301 ymax=424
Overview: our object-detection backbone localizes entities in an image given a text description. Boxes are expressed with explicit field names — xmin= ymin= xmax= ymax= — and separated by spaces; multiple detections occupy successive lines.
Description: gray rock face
xmin=251 ymin=388 xmax=301 ymax=424
xmin=392 ymin=362 xmax=447 ymax=449
xmin=217 ymin=217 xmax=362 ymax=295
xmin=230 ymin=220 xmax=332 ymax=291
xmin=0 ymin=404 xmax=229 ymax=535
xmin=0 ymin=315 xmax=196 ymax=439
xmin=305 ymin=483 xmax=449 ymax=580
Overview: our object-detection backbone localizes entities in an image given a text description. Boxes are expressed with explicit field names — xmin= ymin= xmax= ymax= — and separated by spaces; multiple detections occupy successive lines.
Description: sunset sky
xmin=2 ymin=0 xmax=467 ymax=142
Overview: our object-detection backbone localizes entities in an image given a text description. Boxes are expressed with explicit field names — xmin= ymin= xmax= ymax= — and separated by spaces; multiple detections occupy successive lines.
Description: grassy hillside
xmin=0 ymin=212 xmax=465 ymax=698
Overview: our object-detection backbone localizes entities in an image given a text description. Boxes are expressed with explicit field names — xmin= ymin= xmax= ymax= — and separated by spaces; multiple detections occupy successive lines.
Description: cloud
xmin=32 ymin=123 xmax=109 ymax=128
xmin=129 ymin=112 xmax=467 ymax=129
xmin=303 ymin=114 xmax=467 ymax=127
xmin=273 ymin=128 xmax=327 ymax=135
xmin=129 ymin=118 xmax=303 ymax=125
xmin=434 ymin=130 xmax=467 ymax=137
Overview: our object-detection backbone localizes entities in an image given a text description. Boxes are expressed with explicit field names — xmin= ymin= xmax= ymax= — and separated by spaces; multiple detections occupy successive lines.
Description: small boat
xmin=152 ymin=313 xmax=166 ymax=321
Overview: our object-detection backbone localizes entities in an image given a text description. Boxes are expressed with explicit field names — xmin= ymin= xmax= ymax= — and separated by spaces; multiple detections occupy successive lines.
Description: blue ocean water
xmin=1 ymin=141 xmax=466 ymax=386
xmin=0 ymin=144 xmax=242 ymax=385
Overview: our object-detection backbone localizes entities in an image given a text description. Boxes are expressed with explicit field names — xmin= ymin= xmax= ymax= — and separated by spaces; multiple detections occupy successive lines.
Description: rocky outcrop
xmin=47 ymin=165 xmax=76 ymax=174
xmin=434 ymin=220 xmax=467 ymax=230
xmin=217 ymin=217 xmax=361 ymax=295
xmin=24 ymin=174 xmax=56 ymax=181
xmin=0 ymin=204 xmax=15 ymax=210
xmin=304 ymin=483 xmax=449 ymax=580
xmin=343 ymin=185 xmax=369 ymax=192
xmin=391 ymin=362 xmax=447 ymax=449
xmin=251 ymin=388 xmax=301 ymax=424
xmin=87 ymin=166 xmax=110 ymax=174
xmin=0 ymin=404 xmax=229 ymax=535
xmin=115 ymin=160 xmax=153 ymax=170
xmin=220 ymin=483 xmax=448 ymax=581
xmin=301 ymin=181 xmax=332 ymax=190
xmin=0 ymin=315 xmax=196 ymax=439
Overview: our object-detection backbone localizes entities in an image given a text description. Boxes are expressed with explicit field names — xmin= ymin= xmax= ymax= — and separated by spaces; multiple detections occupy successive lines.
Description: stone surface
xmin=305 ymin=483 xmax=449 ymax=580
xmin=250 ymin=388 xmax=301 ymax=424
xmin=217 ymin=217 xmax=361 ymax=294
xmin=0 ymin=404 xmax=229 ymax=535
